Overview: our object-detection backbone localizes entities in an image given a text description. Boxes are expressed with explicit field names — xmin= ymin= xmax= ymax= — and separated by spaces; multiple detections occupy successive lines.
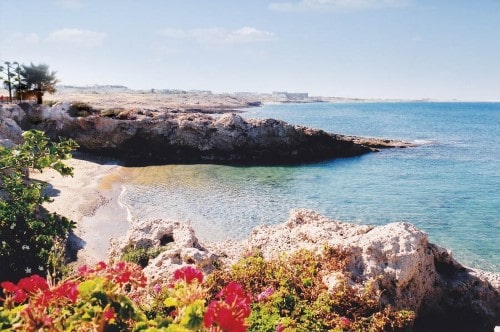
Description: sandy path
xmin=30 ymin=155 xmax=129 ymax=265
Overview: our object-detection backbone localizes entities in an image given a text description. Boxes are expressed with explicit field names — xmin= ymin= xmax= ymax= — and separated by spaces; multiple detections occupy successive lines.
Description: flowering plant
xmin=204 ymin=281 xmax=252 ymax=332
xmin=0 ymin=261 xmax=146 ymax=331
xmin=1 ymin=263 xmax=252 ymax=331
xmin=138 ymin=265 xmax=252 ymax=332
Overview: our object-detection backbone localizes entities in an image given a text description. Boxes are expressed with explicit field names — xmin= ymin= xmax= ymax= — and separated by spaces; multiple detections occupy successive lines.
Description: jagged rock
xmin=240 ymin=209 xmax=500 ymax=330
xmin=8 ymin=103 xmax=413 ymax=165
xmin=109 ymin=219 xmax=216 ymax=283
xmin=0 ymin=104 xmax=25 ymax=147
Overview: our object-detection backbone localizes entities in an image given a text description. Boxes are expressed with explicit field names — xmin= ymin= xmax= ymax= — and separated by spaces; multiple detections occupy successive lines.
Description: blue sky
xmin=1 ymin=0 xmax=499 ymax=100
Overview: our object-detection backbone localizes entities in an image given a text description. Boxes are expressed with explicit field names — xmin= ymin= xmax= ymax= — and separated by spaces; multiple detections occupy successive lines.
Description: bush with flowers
xmin=0 ymin=250 xmax=415 ymax=331
xmin=0 ymin=262 xmax=252 ymax=331
xmin=207 ymin=247 xmax=415 ymax=332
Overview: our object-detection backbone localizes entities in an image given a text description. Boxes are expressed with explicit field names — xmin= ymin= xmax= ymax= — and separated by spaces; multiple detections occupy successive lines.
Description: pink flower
xmin=276 ymin=322 xmax=284 ymax=332
xmin=173 ymin=266 xmax=204 ymax=284
xmin=153 ymin=283 xmax=162 ymax=293
xmin=257 ymin=287 xmax=274 ymax=301
xmin=340 ymin=316 xmax=351 ymax=327
xmin=77 ymin=265 xmax=89 ymax=276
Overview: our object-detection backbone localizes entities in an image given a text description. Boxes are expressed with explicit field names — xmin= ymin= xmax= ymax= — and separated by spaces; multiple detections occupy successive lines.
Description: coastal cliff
xmin=1 ymin=102 xmax=412 ymax=165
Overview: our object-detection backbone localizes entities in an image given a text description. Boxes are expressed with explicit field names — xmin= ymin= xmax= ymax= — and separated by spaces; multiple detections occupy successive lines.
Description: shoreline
xmin=31 ymin=155 xmax=128 ymax=265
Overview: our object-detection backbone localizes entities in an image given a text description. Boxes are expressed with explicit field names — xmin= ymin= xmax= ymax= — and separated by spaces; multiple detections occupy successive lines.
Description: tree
xmin=20 ymin=63 xmax=58 ymax=104
xmin=12 ymin=62 xmax=23 ymax=101
xmin=1 ymin=62 xmax=16 ymax=102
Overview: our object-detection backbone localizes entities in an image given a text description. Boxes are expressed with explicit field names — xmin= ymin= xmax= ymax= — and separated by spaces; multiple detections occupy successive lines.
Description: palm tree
xmin=21 ymin=63 xmax=58 ymax=104
xmin=13 ymin=62 xmax=23 ymax=101
xmin=2 ymin=62 xmax=15 ymax=102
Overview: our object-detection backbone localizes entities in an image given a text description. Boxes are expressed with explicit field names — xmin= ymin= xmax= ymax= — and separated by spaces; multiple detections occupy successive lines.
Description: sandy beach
xmin=30 ymin=154 xmax=129 ymax=265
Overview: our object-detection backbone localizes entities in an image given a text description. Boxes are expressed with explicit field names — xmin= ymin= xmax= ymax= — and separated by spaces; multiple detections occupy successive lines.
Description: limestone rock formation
xmin=109 ymin=219 xmax=216 ymax=284
xmin=111 ymin=210 xmax=499 ymax=330
xmin=0 ymin=104 xmax=25 ymax=147
xmin=238 ymin=209 xmax=500 ymax=330
xmin=6 ymin=102 xmax=412 ymax=165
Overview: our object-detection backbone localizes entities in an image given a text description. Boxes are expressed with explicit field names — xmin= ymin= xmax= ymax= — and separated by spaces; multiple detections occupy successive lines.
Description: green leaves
xmin=0 ymin=130 xmax=77 ymax=282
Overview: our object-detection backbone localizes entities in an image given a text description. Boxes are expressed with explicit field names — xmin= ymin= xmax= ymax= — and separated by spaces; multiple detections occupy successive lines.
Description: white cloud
xmin=226 ymin=27 xmax=277 ymax=43
xmin=48 ymin=28 xmax=106 ymax=47
xmin=269 ymin=0 xmax=411 ymax=11
xmin=159 ymin=27 xmax=277 ymax=45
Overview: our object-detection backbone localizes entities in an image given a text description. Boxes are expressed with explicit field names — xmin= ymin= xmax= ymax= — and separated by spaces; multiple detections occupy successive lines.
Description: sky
xmin=1 ymin=0 xmax=499 ymax=100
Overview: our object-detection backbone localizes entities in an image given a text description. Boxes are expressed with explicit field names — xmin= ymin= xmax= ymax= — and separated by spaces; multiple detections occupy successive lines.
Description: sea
xmin=116 ymin=102 xmax=500 ymax=272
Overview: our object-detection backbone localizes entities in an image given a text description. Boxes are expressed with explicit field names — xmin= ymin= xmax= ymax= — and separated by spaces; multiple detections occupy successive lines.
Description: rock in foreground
xmin=240 ymin=209 xmax=500 ymax=330
xmin=111 ymin=210 xmax=499 ymax=331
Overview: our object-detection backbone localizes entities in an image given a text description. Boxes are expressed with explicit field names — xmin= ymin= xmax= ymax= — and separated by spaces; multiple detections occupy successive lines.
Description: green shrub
xmin=207 ymin=247 xmax=415 ymax=332
xmin=121 ymin=246 xmax=166 ymax=268
xmin=0 ymin=130 xmax=78 ymax=282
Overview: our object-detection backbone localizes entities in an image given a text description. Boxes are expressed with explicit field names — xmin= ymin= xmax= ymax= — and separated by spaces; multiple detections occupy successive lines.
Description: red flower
xmin=54 ymin=280 xmax=79 ymax=304
xmin=276 ymin=322 xmax=284 ymax=332
xmin=103 ymin=307 xmax=116 ymax=321
xmin=95 ymin=261 xmax=107 ymax=271
xmin=14 ymin=290 xmax=28 ymax=303
xmin=1 ymin=281 xmax=28 ymax=303
xmin=77 ymin=265 xmax=89 ymax=276
xmin=110 ymin=261 xmax=147 ymax=288
xmin=17 ymin=275 xmax=49 ymax=294
xmin=1 ymin=281 xmax=18 ymax=293
xmin=204 ymin=282 xmax=251 ymax=332
xmin=173 ymin=266 xmax=204 ymax=284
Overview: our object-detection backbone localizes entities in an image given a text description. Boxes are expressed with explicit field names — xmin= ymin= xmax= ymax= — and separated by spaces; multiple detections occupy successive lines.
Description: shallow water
xmin=118 ymin=102 xmax=500 ymax=272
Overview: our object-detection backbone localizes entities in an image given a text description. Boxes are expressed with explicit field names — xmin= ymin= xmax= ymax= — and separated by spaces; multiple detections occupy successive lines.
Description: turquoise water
xmin=119 ymin=102 xmax=500 ymax=272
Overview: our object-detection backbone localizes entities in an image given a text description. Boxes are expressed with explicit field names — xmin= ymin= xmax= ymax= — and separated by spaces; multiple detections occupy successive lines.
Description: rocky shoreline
xmin=2 ymin=102 xmax=414 ymax=166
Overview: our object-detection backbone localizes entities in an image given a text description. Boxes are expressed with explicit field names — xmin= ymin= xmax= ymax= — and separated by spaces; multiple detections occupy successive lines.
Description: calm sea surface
xmin=118 ymin=102 xmax=500 ymax=272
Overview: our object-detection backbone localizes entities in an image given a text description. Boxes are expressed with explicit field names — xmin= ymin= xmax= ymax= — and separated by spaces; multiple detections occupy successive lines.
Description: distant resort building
xmin=272 ymin=91 xmax=309 ymax=100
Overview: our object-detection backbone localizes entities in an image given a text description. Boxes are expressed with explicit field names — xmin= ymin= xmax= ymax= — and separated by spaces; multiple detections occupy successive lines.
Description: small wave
xmin=118 ymin=185 xmax=135 ymax=224
xmin=412 ymin=139 xmax=434 ymax=145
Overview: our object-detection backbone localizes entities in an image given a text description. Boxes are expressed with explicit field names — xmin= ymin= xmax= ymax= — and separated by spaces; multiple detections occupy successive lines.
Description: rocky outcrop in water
xmin=110 ymin=210 xmax=499 ymax=331
xmin=2 ymin=102 xmax=413 ymax=165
